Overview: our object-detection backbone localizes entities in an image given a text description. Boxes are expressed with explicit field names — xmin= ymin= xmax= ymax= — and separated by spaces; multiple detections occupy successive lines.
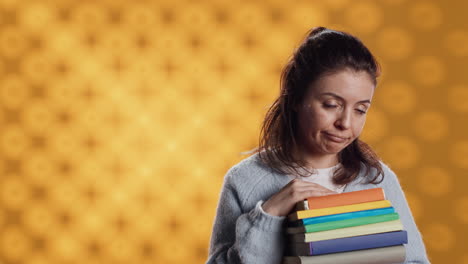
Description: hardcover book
xmin=282 ymin=245 xmax=406 ymax=264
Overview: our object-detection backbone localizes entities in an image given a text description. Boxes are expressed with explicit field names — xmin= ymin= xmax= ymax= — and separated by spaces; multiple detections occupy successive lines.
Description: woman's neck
xmin=293 ymin=147 xmax=340 ymax=169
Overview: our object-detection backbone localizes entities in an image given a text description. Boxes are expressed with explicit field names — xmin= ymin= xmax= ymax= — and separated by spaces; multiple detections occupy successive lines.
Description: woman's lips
xmin=323 ymin=132 xmax=347 ymax=143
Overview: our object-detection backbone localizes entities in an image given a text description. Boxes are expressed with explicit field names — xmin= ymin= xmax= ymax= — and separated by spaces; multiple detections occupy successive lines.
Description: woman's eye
xmin=323 ymin=104 xmax=338 ymax=108
xmin=356 ymin=109 xmax=367 ymax=114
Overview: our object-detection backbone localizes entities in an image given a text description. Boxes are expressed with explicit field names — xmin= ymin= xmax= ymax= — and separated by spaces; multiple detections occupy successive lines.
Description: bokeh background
xmin=0 ymin=0 xmax=467 ymax=263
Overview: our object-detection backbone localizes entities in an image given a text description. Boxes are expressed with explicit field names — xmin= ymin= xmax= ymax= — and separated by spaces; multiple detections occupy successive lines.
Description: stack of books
xmin=282 ymin=188 xmax=408 ymax=264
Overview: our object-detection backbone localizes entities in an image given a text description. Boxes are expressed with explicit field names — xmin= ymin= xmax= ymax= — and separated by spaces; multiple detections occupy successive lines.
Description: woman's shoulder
xmin=223 ymin=152 xmax=284 ymax=191
xmin=376 ymin=160 xmax=399 ymax=184
xmin=225 ymin=152 xmax=274 ymax=181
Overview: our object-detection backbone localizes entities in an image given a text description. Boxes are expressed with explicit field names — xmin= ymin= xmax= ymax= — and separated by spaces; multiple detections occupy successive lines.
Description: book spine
xmin=310 ymin=230 xmax=408 ymax=255
xmin=300 ymin=207 xmax=395 ymax=226
xmin=286 ymin=212 xmax=399 ymax=234
xmin=306 ymin=188 xmax=385 ymax=210
xmin=303 ymin=213 xmax=399 ymax=233
xmin=292 ymin=219 xmax=403 ymax=242
xmin=291 ymin=200 xmax=392 ymax=220
xmin=283 ymin=245 xmax=406 ymax=264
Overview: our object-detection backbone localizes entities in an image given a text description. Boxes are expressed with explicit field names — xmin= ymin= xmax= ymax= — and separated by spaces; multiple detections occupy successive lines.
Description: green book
xmin=286 ymin=213 xmax=399 ymax=234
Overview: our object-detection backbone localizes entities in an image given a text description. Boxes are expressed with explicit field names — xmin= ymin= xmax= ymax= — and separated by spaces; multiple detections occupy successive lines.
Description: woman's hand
xmin=262 ymin=179 xmax=337 ymax=217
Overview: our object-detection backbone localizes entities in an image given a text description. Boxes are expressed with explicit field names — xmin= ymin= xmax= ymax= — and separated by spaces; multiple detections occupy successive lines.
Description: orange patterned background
xmin=0 ymin=0 xmax=467 ymax=263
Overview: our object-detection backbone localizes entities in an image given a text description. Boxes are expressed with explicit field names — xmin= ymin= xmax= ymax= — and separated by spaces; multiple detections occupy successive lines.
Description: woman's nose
xmin=335 ymin=109 xmax=352 ymax=130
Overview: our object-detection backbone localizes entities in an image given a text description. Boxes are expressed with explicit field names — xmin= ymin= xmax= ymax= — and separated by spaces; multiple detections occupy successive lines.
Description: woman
xmin=206 ymin=27 xmax=430 ymax=264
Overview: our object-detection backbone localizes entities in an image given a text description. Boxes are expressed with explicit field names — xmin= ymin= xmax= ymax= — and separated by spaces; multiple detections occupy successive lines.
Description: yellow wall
xmin=0 ymin=0 xmax=466 ymax=263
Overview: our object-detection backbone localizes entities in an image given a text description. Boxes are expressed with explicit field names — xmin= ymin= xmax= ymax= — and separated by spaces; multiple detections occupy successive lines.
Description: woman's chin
xmin=322 ymin=141 xmax=347 ymax=151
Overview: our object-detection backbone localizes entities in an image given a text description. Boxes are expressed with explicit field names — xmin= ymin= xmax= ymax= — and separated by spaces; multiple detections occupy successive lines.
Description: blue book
xmin=288 ymin=207 xmax=395 ymax=227
xmin=288 ymin=230 xmax=408 ymax=256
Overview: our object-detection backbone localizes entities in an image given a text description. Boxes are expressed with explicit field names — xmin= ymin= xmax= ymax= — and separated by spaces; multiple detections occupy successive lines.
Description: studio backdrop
xmin=0 ymin=0 xmax=466 ymax=263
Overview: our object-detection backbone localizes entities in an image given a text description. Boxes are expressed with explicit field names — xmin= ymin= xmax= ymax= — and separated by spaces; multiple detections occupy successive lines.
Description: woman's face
xmin=295 ymin=68 xmax=375 ymax=158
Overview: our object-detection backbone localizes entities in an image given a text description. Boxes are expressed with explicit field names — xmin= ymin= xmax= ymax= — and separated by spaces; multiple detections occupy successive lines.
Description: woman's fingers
xmin=288 ymin=179 xmax=336 ymax=193
xmin=263 ymin=179 xmax=338 ymax=216
xmin=287 ymin=188 xmax=336 ymax=203
xmin=299 ymin=189 xmax=336 ymax=198
xmin=294 ymin=184 xmax=335 ymax=193
xmin=288 ymin=182 xmax=338 ymax=201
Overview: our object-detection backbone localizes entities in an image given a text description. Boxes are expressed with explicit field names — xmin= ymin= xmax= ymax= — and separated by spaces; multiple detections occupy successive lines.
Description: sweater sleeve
xmin=379 ymin=162 xmax=431 ymax=264
xmin=206 ymin=167 xmax=286 ymax=264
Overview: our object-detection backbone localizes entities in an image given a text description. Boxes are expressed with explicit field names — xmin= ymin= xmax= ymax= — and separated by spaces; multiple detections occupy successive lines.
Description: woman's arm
xmin=206 ymin=167 xmax=286 ymax=264
xmin=380 ymin=162 xmax=431 ymax=264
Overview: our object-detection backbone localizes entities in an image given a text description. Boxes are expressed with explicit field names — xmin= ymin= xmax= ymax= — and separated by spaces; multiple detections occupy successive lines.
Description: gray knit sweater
xmin=206 ymin=153 xmax=430 ymax=264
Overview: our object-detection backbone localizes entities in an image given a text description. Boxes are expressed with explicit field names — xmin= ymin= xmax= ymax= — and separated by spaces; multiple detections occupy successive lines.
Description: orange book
xmin=295 ymin=188 xmax=386 ymax=211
